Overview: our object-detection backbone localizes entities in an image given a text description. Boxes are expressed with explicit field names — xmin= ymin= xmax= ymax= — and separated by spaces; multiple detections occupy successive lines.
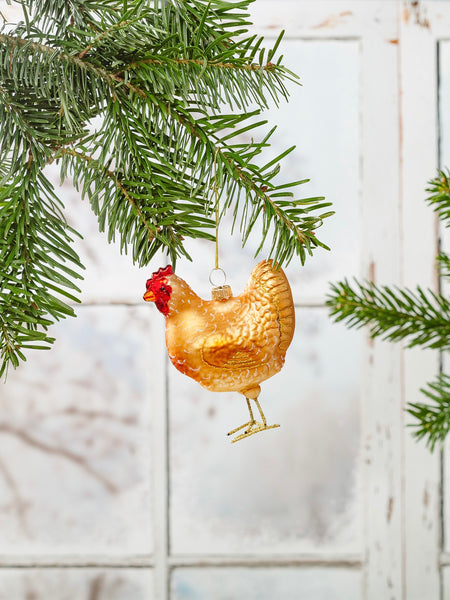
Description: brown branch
xmin=0 ymin=320 xmax=19 ymax=375
xmin=121 ymin=56 xmax=277 ymax=74
xmin=0 ymin=32 xmax=278 ymax=102
xmin=58 ymin=148 xmax=155 ymax=242
xmin=78 ymin=19 xmax=132 ymax=59
xmin=0 ymin=423 xmax=118 ymax=493
xmin=221 ymin=151 xmax=301 ymax=235
xmin=0 ymin=33 xmax=146 ymax=99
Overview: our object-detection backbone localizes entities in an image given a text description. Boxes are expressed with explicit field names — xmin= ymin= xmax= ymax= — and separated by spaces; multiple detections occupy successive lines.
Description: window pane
xmin=171 ymin=567 xmax=362 ymax=600
xmin=169 ymin=308 xmax=362 ymax=553
xmin=0 ymin=569 xmax=153 ymax=600
xmin=0 ymin=306 xmax=163 ymax=555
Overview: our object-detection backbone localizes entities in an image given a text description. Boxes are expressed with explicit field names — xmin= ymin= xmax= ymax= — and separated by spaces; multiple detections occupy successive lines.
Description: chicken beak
xmin=143 ymin=290 xmax=155 ymax=302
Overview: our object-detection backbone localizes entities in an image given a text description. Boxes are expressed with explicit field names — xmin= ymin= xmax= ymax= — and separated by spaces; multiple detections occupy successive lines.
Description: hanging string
xmin=213 ymin=147 xmax=220 ymax=270
xmin=210 ymin=148 xmax=230 ymax=300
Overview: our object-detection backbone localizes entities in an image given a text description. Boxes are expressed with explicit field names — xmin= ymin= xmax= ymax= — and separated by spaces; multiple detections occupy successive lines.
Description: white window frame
xmin=0 ymin=2 xmax=446 ymax=599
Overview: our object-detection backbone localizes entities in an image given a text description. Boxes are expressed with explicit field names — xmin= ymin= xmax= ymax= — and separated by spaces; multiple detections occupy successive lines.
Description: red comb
xmin=146 ymin=265 xmax=173 ymax=289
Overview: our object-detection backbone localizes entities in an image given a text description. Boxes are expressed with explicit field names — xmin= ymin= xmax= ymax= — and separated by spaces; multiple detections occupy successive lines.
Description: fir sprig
xmin=426 ymin=168 xmax=450 ymax=225
xmin=407 ymin=373 xmax=450 ymax=451
xmin=327 ymin=172 xmax=450 ymax=451
xmin=0 ymin=165 xmax=83 ymax=377
xmin=327 ymin=280 xmax=450 ymax=350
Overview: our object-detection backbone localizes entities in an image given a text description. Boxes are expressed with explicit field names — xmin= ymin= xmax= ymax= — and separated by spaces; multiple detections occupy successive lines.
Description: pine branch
xmin=326 ymin=279 xmax=450 ymax=350
xmin=217 ymin=139 xmax=332 ymax=265
xmin=11 ymin=0 xmax=120 ymax=38
xmin=407 ymin=372 xmax=450 ymax=452
xmin=58 ymin=147 xmax=157 ymax=241
xmin=327 ymin=170 xmax=450 ymax=450
xmin=426 ymin=168 xmax=450 ymax=227
xmin=438 ymin=252 xmax=450 ymax=279
xmin=0 ymin=165 xmax=83 ymax=377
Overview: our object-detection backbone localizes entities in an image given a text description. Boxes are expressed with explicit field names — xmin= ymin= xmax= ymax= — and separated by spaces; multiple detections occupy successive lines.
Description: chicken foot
xmin=228 ymin=397 xmax=280 ymax=443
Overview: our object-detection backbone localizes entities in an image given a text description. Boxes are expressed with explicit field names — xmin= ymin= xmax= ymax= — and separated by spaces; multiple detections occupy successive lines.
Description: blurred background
xmin=0 ymin=1 xmax=447 ymax=598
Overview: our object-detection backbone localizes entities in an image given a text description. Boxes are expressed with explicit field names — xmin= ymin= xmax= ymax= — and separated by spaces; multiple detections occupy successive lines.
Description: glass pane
xmin=169 ymin=308 xmax=362 ymax=554
xmin=172 ymin=39 xmax=360 ymax=304
xmin=0 ymin=306 xmax=164 ymax=555
xmin=171 ymin=567 xmax=362 ymax=600
xmin=0 ymin=569 xmax=153 ymax=600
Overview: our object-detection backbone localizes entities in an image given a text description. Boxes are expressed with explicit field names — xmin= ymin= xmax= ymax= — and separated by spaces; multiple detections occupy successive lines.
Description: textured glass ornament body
xmin=161 ymin=261 xmax=295 ymax=398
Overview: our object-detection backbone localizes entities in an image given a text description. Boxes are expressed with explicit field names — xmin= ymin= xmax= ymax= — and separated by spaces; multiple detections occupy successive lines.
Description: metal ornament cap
xmin=211 ymin=285 xmax=232 ymax=301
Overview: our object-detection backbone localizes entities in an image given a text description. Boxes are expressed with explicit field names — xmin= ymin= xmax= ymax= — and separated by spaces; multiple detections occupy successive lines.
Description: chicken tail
xmin=249 ymin=260 xmax=295 ymax=352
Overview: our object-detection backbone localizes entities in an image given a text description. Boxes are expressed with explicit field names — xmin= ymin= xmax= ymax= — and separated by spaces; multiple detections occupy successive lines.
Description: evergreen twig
xmin=327 ymin=171 xmax=450 ymax=451
xmin=326 ymin=279 xmax=450 ymax=350
xmin=407 ymin=373 xmax=450 ymax=452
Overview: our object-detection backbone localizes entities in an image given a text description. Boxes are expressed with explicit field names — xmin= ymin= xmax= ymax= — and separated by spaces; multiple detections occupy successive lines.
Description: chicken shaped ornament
xmin=143 ymin=260 xmax=295 ymax=442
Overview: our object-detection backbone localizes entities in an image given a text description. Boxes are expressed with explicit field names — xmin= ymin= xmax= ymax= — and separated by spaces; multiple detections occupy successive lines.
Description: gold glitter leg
xmin=227 ymin=398 xmax=255 ymax=437
xmin=228 ymin=397 xmax=280 ymax=443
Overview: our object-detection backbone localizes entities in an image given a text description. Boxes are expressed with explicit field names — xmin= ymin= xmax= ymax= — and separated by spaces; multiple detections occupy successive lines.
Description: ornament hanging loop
xmin=210 ymin=150 xmax=232 ymax=301
xmin=209 ymin=267 xmax=227 ymax=288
